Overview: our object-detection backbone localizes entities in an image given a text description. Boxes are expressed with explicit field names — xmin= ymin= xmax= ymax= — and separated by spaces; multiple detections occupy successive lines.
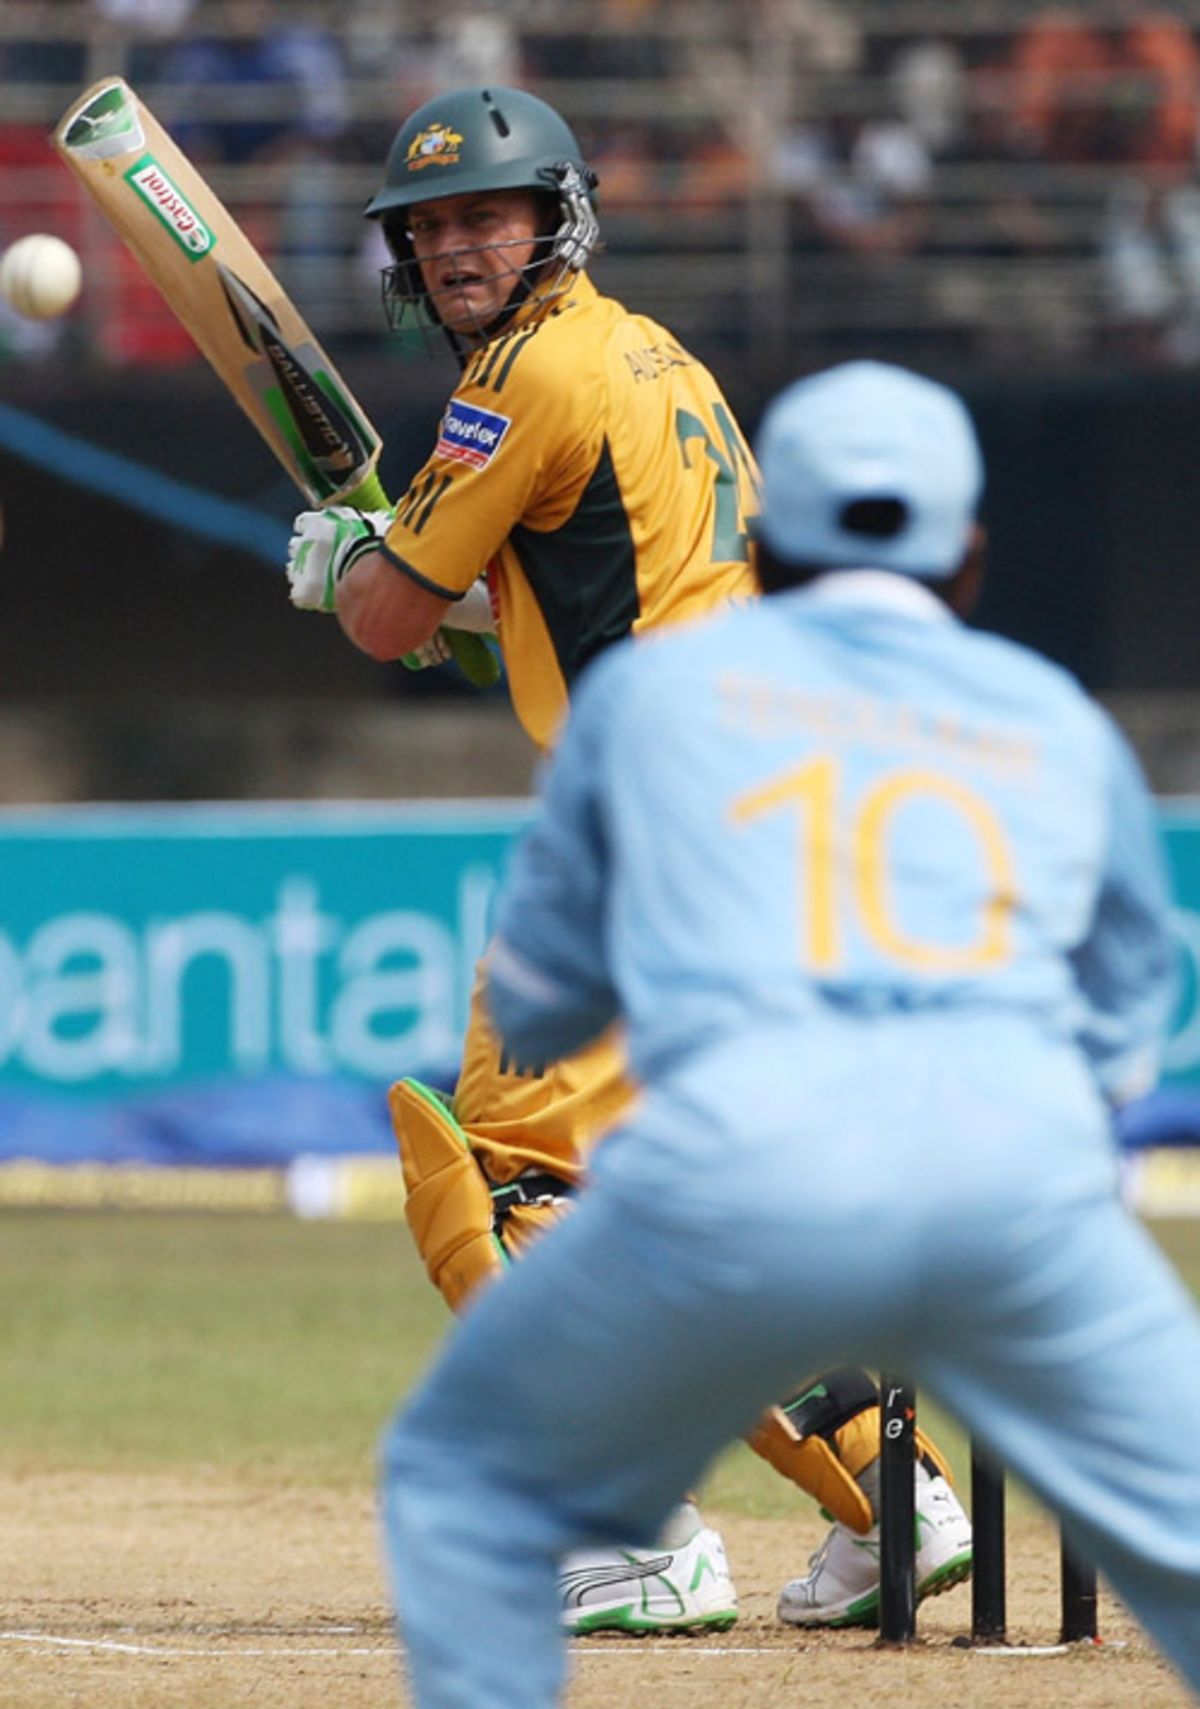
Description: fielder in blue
xmin=379 ymin=360 xmax=1200 ymax=1706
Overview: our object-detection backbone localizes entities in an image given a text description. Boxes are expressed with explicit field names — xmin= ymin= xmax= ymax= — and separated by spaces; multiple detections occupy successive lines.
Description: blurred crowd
xmin=6 ymin=0 xmax=1200 ymax=369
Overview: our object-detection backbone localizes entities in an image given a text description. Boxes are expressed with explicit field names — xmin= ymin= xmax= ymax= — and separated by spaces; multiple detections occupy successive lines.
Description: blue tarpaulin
xmin=0 ymin=1072 xmax=1189 ymax=1170
xmin=0 ymin=1071 xmax=459 ymax=1168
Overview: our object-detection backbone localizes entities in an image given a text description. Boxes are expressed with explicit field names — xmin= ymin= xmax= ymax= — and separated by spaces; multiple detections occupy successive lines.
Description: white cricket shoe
xmin=560 ymin=1501 xmax=739 ymax=1635
xmin=777 ymin=1459 xmax=972 ymax=1628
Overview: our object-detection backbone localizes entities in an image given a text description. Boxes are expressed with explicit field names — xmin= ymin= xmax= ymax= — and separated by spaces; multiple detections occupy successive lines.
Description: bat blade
xmin=53 ymin=77 xmax=499 ymax=688
xmin=53 ymin=76 xmax=381 ymax=507
xmin=216 ymin=264 xmax=378 ymax=499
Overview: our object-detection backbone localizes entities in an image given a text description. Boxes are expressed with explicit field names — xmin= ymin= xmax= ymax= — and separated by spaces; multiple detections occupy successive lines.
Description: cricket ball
xmin=0 ymin=233 xmax=83 ymax=320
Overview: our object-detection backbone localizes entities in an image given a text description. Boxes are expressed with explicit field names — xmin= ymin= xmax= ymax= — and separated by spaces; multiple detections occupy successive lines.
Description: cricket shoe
xmin=777 ymin=1459 xmax=972 ymax=1628
xmin=560 ymin=1501 xmax=739 ymax=1635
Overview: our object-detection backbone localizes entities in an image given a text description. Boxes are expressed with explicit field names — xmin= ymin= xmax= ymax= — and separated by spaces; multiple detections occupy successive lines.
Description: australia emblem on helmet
xmin=406 ymin=123 xmax=465 ymax=171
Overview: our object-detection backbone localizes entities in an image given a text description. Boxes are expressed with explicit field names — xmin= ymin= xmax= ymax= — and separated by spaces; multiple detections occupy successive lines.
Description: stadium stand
xmin=6 ymin=1 xmax=1200 ymax=371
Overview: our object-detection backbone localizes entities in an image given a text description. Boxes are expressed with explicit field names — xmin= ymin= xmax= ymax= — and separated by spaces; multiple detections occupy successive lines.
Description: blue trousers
xmin=379 ymin=1026 xmax=1200 ymax=1707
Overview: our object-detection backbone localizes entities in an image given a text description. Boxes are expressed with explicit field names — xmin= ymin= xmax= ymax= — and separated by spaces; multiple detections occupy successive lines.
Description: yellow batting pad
xmin=748 ymin=1403 xmax=958 ymax=1535
xmin=749 ymin=1407 xmax=875 ymax=1535
xmin=913 ymin=1425 xmax=956 ymax=1487
xmin=389 ymin=1077 xmax=505 ymax=1312
xmin=829 ymin=1400 xmax=884 ymax=1482
xmin=828 ymin=1401 xmax=956 ymax=1491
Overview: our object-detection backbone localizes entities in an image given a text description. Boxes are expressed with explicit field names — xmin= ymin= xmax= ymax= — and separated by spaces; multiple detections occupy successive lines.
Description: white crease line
xmin=971 ymin=1641 xmax=1124 ymax=1657
xmin=1 ymin=1631 xmax=782 ymax=1661
xmin=0 ymin=1631 xmax=1118 ymax=1663
xmin=1 ymin=1633 xmax=387 ymax=1658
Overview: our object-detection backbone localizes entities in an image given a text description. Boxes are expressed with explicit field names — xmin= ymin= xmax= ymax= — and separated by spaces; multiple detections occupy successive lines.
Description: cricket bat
xmin=52 ymin=76 xmax=498 ymax=687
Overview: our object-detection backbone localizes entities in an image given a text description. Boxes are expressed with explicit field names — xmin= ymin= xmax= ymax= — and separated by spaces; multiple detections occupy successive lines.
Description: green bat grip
xmin=438 ymin=628 xmax=502 ymax=687
xmin=342 ymin=469 xmax=391 ymax=509
xmin=340 ymin=468 xmax=501 ymax=690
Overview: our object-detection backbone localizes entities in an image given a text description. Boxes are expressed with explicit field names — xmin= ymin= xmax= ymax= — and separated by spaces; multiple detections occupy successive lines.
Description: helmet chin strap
xmin=469 ymin=180 xmax=582 ymax=341
xmin=473 ymin=171 xmax=597 ymax=340
xmin=477 ymin=268 xmax=536 ymax=338
xmin=433 ymin=250 xmax=552 ymax=365
xmin=439 ymin=231 xmax=567 ymax=358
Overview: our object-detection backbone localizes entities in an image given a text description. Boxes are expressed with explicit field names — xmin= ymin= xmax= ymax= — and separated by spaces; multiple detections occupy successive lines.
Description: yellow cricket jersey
xmin=382 ymin=273 xmax=761 ymax=750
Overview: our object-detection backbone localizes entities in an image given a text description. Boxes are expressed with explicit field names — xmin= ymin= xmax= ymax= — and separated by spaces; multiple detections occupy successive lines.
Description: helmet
xmin=365 ymin=86 xmax=599 ymax=339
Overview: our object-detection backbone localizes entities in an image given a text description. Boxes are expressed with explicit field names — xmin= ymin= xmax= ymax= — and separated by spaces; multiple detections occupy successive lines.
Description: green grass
xmin=0 ymin=1212 xmax=448 ymax=1484
xmin=1153 ymin=1216 xmax=1200 ymax=1296
xmin=1 ymin=1211 xmax=1197 ymax=1508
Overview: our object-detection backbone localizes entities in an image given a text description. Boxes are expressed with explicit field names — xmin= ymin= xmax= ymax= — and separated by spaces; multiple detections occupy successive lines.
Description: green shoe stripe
xmin=802 ymin=1549 xmax=973 ymax=1630
xmin=569 ymin=1607 xmax=738 ymax=1636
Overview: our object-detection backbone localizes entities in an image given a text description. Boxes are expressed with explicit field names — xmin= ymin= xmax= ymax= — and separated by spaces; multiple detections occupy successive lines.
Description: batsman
xmin=285 ymin=84 xmax=971 ymax=1631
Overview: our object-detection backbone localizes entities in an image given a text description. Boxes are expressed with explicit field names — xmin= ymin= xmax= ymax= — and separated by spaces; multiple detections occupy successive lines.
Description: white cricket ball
xmin=0 ymin=233 xmax=83 ymax=320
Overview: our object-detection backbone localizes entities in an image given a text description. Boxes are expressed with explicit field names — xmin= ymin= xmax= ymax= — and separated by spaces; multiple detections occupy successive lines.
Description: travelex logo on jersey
xmin=436 ymin=398 xmax=512 ymax=469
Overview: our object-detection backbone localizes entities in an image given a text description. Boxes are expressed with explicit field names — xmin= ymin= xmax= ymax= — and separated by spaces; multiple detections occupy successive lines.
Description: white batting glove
xmin=286 ymin=507 xmax=393 ymax=612
xmin=448 ymin=576 xmax=497 ymax=635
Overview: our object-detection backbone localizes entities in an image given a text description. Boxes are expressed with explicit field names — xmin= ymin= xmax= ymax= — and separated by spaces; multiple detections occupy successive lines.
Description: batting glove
xmin=399 ymin=577 xmax=495 ymax=671
xmin=401 ymin=631 xmax=453 ymax=669
xmin=286 ymin=507 xmax=392 ymax=612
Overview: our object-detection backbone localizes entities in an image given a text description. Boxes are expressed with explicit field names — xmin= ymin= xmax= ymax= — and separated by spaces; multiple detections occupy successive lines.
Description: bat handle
xmin=340 ymin=469 xmax=391 ymax=510
xmin=441 ymin=628 xmax=502 ymax=689
xmin=338 ymin=468 xmax=501 ymax=690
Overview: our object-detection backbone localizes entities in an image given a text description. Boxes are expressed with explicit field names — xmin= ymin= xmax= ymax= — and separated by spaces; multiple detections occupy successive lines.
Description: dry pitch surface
xmin=2 ymin=1468 xmax=1191 ymax=1709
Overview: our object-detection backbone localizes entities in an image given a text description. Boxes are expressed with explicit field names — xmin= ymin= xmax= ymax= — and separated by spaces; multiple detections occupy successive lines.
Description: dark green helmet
xmin=367 ymin=86 xmax=595 ymax=217
xmin=365 ymin=86 xmax=600 ymax=339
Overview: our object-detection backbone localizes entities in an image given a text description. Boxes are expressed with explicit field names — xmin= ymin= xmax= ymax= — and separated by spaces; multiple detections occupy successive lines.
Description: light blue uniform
xmin=380 ymin=576 xmax=1200 ymax=1708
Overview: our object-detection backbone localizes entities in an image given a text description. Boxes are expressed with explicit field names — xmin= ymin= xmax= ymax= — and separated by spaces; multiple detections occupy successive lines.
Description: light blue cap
xmin=754 ymin=360 xmax=984 ymax=580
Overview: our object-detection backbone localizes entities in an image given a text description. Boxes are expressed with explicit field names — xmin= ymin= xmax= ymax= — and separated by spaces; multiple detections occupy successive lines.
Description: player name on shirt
xmin=716 ymin=674 xmax=1042 ymax=780
xmin=624 ymin=341 xmax=696 ymax=383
